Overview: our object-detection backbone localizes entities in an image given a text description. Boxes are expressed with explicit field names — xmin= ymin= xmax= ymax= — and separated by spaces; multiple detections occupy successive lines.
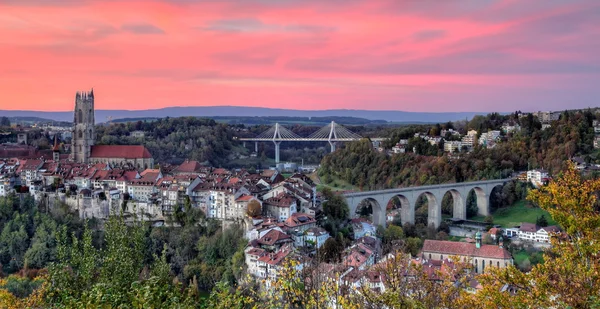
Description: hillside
xmin=0 ymin=106 xmax=484 ymax=123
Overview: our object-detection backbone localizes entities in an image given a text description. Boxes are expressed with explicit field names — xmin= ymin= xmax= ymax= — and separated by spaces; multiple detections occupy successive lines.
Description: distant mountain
xmin=0 ymin=106 xmax=483 ymax=124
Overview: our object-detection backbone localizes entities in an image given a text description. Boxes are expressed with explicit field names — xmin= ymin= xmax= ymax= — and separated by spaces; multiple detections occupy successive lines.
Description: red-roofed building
xmin=172 ymin=160 xmax=207 ymax=176
xmin=421 ymin=233 xmax=513 ymax=274
xmin=88 ymin=145 xmax=154 ymax=170
xmin=263 ymin=192 xmax=298 ymax=222
xmin=257 ymin=229 xmax=293 ymax=251
xmin=283 ymin=212 xmax=316 ymax=232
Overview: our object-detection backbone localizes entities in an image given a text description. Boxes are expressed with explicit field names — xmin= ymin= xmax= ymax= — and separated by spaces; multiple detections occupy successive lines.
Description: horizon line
xmin=0 ymin=105 xmax=530 ymax=114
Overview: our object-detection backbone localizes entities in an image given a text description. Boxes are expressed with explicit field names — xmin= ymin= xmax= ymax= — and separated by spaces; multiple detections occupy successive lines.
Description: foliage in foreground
xmin=460 ymin=161 xmax=600 ymax=308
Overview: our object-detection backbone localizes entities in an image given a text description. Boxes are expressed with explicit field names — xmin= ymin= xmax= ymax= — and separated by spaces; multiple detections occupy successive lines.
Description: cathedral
xmin=71 ymin=89 xmax=154 ymax=169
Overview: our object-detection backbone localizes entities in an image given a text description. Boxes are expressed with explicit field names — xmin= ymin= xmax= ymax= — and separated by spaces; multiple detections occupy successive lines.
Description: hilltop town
xmin=4 ymin=90 xmax=599 ymax=306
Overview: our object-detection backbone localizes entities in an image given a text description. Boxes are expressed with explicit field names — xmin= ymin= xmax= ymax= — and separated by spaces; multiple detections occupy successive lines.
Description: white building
xmin=303 ymin=227 xmax=330 ymax=249
xmin=444 ymin=141 xmax=462 ymax=153
xmin=527 ymin=169 xmax=548 ymax=185
xmin=517 ymin=222 xmax=561 ymax=243
xmin=391 ymin=144 xmax=405 ymax=154
xmin=131 ymin=130 xmax=145 ymax=138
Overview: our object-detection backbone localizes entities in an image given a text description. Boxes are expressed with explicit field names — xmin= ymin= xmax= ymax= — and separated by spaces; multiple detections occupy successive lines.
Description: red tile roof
xmin=422 ymin=240 xmax=512 ymax=260
xmin=90 ymin=145 xmax=152 ymax=159
xmin=173 ymin=160 xmax=204 ymax=173
xmin=257 ymin=229 xmax=292 ymax=246
xmin=236 ymin=194 xmax=255 ymax=202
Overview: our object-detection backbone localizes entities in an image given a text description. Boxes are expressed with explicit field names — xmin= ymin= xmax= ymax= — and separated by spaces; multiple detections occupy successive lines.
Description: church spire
xmin=52 ymin=135 xmax=60 ymax=152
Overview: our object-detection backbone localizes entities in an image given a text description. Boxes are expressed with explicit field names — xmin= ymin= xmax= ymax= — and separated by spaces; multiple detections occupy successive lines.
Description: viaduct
xmin=343 ymin=179 xmax=510 ymax=228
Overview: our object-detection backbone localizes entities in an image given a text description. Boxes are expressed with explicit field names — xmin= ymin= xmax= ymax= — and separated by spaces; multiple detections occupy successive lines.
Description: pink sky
xmin=0 ymin=0 xmax=599 ymax=112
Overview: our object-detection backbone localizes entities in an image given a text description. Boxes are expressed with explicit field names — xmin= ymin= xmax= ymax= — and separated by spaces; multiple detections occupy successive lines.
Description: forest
xmin=0 ymin=194 xmax=246 ymax=307
xmin=320 ymin=110 xmax=600 ymax=190
xmin=94 ymin=116 xmax=392 ymax=167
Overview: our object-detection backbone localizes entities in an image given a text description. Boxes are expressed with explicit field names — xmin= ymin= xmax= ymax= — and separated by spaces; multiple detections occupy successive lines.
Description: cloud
xmin=1 ymin=0 xmax=599 ymax=112
xmin=412 ymin=29 xmax=446 ymax=42
xmin=120 ymin=23 xmax=165 ymax=34
xmin=200 ymin=18 xmax=335 ymax=34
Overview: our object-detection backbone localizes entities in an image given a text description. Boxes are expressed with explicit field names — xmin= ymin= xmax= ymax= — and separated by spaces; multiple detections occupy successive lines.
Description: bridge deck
xmin=343 ymin=179 xmax=511 ymax=197
xmin=238 ymin=137 xmax=388 ymax=142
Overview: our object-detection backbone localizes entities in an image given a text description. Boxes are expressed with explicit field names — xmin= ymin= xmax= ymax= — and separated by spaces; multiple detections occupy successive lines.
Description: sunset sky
xmin=0 ymin=0 xmax=598 ymax=112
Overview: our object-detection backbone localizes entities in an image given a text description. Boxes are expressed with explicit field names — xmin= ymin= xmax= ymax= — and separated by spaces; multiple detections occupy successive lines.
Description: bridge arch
xmin=441 ymin=189 xmax=466 ymax=220
xmin=353 ymin=197 xmax=385 ymax=227
xmin=386 ymin=194 xmax=411 ymax=226
xmin=467 ymin=187 xmax=489 ymax=217
xmin=415 ymin=191 xmax=440 ymax=229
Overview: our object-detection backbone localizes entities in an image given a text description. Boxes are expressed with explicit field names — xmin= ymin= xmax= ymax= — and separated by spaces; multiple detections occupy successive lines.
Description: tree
xmin=246 ymin=200 xmax=261 ymax=217
xmin=463 ymin=162 xmax=600 ymax=308
xmin=536 ymin=214 xmax=548 ymax=227
xmin=383 ymin=225 xmax=404 ymax=244
xmin=483 ymin=215 xmax=494 ymax=229
xmin=321 ymin=188 xmax=349 ymax=221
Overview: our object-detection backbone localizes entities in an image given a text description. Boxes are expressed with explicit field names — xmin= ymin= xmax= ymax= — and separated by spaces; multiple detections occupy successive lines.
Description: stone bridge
xmin=343 ymin=179 xmax=510 ymax=228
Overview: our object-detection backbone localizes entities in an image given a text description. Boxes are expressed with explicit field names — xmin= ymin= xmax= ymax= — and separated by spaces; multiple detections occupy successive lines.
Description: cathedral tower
xmin=71 ymin=89 xmax=95 ymax=163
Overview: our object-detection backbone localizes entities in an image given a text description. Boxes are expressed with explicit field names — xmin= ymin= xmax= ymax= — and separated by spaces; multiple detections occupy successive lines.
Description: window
xmin=78 ymin=130 xmax=83 ymax=138
xmin=78 ymin=109 xmax=83 ymax=123
xmin=89 ymin=129 xmax=92 ymax=139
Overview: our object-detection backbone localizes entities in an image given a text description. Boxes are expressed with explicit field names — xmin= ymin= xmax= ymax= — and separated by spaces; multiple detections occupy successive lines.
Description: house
xmin=245 ymin=247 xmax=267 ymax=277
xmin=303 ymin=227 xmax=330 ymax=249
xmin=501 ymin=122 xmax=521 ymax=134
xmin=343 ymin=243 xmax=375 ymax=270
xmin=283 ymin=213 xmax=317 ymax=232
xmin=257 ymin=229 xmax=294 ymax=251
xmin=351 ymin=219 xmax=377 ymax=239
xmin=263 ymin=192 xmax=298 ymax=222
xmin=130 ymin=130 xmax=145 ymax=138
xmin=391 ymin=144 xmax=405 ymax=154
xmin=517 ymin=222 xmax=561 ymax=243
xmin=526 ymin=169 xmax=549 ymax=186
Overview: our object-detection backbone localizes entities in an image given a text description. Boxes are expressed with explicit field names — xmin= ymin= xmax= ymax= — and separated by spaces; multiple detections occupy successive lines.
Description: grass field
xmin=512 ymin=250 xmax=530 ymax=265
xmin=472 ymin=200 xmax=556 ymax=227
xmin=316 ymin=175 xmax=359 ymax=192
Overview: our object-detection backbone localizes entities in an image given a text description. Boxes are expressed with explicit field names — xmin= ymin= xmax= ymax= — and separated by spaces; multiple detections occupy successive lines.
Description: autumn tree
xmin=464 ymin=161 xmax=600 ymax=308
xmin=246 ymin=200 xmax=261 ymax=217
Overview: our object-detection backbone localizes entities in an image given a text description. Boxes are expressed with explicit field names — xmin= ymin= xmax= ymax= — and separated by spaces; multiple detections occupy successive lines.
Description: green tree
xmin=321 ymin=188 xmax=349 ymax=220
xmin=536 ymin=214 xmax=548 ymax=227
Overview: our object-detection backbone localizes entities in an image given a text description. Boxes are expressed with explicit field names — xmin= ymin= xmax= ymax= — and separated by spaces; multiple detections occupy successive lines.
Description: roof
xmin=257 ymin=247 xmax=292 ymax=266
xmin=519 ymin=222 xmax=538 ymax=233
xmin=257 ymin=229 xmax=292 ymax=246
xmin=173 ymin=160 xmax=204 ymax=174
xmin=236 ymin=194 xmax=255 ymax=202
xmin=422 ymin=240 xmax=512 ymax=260
xmin=284 ymin=213 xmax=316 ymax=228
xmin=90 ymin=145 xmax=152 ymax=159
xmin=264 ymin=192 xmax=297 ymax=208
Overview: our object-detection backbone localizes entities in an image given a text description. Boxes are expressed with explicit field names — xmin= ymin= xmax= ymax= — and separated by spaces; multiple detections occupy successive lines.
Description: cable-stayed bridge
xmin=236 ymin=121 xmax=387 ymax=163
